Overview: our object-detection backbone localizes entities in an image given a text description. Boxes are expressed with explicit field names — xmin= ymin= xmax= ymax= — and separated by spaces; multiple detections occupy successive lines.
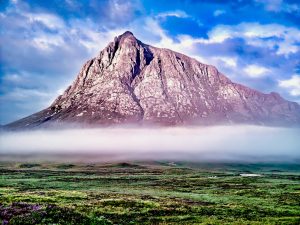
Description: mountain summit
xmin=5 ymin=31 xmax=300 ymax=128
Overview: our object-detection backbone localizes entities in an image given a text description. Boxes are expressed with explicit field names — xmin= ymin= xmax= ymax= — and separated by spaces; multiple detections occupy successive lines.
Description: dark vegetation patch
xmin=56 ymin=164 xmax=75 ymax=169
xmin=18 ymin=164 xmax=40 ymax=168
xmin=112 ymin=162 xmax=146 ymax=169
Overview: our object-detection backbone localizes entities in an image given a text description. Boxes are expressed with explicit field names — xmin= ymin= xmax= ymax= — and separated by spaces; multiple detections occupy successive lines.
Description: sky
xmin=0 ymin=0 xmax=300 ymax=124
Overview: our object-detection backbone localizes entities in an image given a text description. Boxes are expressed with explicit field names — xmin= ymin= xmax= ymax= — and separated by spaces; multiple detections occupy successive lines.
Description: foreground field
xmin=0 ymin=161 xmax=299 ymax=224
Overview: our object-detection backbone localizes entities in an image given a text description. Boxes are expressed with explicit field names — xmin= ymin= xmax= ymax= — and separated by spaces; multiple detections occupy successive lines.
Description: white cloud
xmin=107 ymin=0 xmax=141 ymax=21
xmin=157 ymin=10 xmax=189 ymax=19
xmin=276 ymin=41 xmax=299 ymax=56
xmin=203 ymin=23 xmax=300 ymax=56
xmin=25 ymin=12 xmax=65 ymax=29
xmin=244 ymin=65 xmax=270 ymax=78
xmin=213 ymin=56 xmax=237 ymax=68
xmin=285 ymin=4 xmax=300 ymax=13
xmin=213 ymin=9 xmax=226 ymax=17
xmin=255 ymin=0 xmax=283 ymax=12
xmin=255 ymin=0 xmax=300 ymax=13
xmin=279 ymin=75 xmax=300 ymax=96
xmin=32 ymin=35 xmax=65 ymax=51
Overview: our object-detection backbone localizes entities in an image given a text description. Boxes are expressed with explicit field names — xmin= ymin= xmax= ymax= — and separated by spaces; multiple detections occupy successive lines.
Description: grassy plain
xmin=0 ymin=161 xmax=299 ymax=224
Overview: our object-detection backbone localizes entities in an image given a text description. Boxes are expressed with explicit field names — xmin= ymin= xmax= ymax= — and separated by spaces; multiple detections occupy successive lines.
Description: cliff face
xmin=5 ymin=31 xmax=300 ymax=128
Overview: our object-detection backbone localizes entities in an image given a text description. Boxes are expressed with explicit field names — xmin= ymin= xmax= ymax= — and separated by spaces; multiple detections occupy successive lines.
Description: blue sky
xmin=1 ymin=0 xmax=300 ymax=124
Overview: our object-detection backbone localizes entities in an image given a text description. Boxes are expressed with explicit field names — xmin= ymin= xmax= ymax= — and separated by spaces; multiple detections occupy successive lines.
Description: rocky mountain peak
xmin=4 ymin=31 xmax=300 ymax=129
xmin=118 ymin=30 xmax=135 ymax=39
xmin=113 ymin=31 xmax=137 ymax=46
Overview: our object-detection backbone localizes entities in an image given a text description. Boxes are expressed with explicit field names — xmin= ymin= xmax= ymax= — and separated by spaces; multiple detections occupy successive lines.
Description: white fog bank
xmin=0 ymin=125 xmax=299 ymax=162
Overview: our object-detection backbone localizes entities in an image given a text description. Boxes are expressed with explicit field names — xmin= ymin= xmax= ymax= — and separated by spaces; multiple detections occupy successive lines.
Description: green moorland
xmin=0 ymin=161 xmax=299 ymax=224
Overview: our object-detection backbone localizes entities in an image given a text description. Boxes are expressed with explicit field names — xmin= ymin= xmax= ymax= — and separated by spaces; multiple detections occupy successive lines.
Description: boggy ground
xmin=0 ymin=161 xmax=299 ymax=224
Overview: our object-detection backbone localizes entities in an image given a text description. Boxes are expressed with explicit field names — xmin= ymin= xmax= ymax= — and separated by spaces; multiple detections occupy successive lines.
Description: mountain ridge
xmin=4 ymin=31 xmax=300 ymax=129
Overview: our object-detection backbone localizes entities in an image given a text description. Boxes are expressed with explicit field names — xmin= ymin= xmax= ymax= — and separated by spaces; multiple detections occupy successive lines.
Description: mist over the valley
xmin=0 ymin=125 xmax=299 ymax=162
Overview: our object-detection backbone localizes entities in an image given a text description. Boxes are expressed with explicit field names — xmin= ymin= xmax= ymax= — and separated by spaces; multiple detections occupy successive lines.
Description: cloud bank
xmin=0 ymin=126 xmax=299 ymax=162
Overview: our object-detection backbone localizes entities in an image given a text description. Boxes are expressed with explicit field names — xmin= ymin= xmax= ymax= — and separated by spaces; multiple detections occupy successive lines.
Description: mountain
xmin=5 ymin=31 xmax=300 ymax=129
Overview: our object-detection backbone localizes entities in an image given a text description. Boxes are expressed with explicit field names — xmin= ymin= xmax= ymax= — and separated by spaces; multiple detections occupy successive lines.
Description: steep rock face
xmin=5 ymin=31 xmax=300 ymax=128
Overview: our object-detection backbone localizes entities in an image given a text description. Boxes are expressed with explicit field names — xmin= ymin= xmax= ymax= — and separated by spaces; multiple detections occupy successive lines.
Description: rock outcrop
xmin=5 ymin=31 xmax=300 ymax=129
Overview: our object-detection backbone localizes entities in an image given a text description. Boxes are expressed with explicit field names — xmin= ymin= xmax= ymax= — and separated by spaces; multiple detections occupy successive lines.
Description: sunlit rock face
xmin=5 ymin=31 xmax=300 ymax=128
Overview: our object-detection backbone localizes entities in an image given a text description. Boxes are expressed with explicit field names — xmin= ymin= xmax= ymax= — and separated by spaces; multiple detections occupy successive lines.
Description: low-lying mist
xmin=0 ymin=125 xmax=299 ymax=162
